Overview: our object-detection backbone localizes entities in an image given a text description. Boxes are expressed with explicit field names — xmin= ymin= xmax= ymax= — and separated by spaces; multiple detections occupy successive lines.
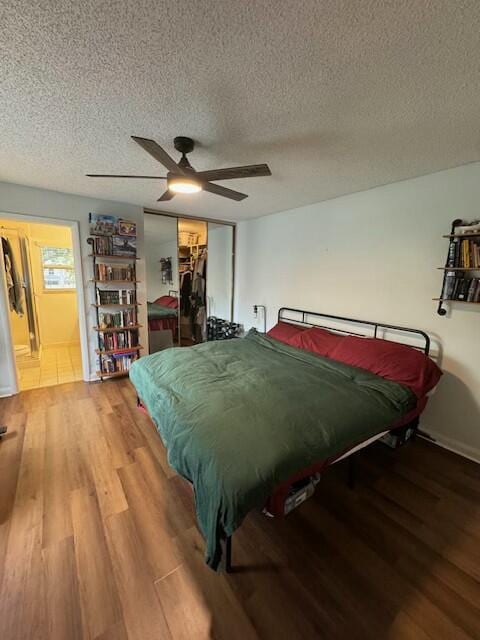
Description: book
xmin=457 ymin=278 xmax=470 ymax=300
xmin=112 ymin=236 xmax=137 ymax=257
xmin=95 ymin=263 xmax=135 ymax=281
xmin=442 ymin=271 xmax=456 ymax=300
xmin=467 ymin=278 xmax=477 ymax=302
xmin=474 ymin=280 xmax=480 ymax=302
xmin=447 ymin=237 xmax=460 ymax=268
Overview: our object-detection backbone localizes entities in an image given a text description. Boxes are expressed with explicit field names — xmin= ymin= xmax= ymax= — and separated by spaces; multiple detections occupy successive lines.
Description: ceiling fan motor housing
xmin=174 ymin=136 xmax=195 ymax=155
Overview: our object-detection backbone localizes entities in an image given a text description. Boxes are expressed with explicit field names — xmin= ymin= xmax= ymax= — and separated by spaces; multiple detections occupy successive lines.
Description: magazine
xmin=118 ymin=219 xmax=137 ymax=236
xmin=89 ymin=213 xmax=119 ymax=236
xmin=112 ymin=235 xmax=137 ymax=257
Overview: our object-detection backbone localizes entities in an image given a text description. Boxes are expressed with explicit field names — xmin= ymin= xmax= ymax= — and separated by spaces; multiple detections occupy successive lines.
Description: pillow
xmin=328 ymin=335 xmax=442 ymax=398
xmin=290 ymin=326 xmax=344 ymax=357
xmin=154 ymin=295 xmax=178 ymax=308
xmin=267 ymin=321 xmax=307 ymax=345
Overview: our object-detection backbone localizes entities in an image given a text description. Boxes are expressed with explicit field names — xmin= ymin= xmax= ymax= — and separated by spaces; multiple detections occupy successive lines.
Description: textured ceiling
xmin=1 ymin=1 xmax=480 ymax=221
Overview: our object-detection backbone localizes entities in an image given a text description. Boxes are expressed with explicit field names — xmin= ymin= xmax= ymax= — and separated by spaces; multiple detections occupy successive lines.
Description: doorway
xmin=1 ymin=217 xmax=83 ymax=390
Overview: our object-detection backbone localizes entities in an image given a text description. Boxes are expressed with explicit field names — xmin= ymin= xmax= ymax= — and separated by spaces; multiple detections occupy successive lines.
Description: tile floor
xmin=17 ymin=344 xmax=83 ymax=390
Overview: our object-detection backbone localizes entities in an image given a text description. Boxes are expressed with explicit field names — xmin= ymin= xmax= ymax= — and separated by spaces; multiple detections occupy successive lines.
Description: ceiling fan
xmin=86 ymin=136 xmax=272 ymax=202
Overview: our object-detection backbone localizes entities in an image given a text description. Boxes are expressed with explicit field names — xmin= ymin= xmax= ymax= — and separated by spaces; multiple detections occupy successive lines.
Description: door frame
xmin=0 ymin=212 xmax=89 ymax=395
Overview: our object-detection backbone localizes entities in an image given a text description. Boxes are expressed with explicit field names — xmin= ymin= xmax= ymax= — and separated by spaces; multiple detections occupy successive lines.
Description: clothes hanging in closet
xmin=1 ymin=236 xmax=24 ymax=315
xmin=180 ymin=269 xmax=192 ymax=315
xmin=191 ymin=251 xmax=207 ymax=341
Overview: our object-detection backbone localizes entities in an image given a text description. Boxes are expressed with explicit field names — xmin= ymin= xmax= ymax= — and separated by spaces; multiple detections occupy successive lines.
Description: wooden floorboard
xmin=0 ymin=378 xmax=479 ymax=639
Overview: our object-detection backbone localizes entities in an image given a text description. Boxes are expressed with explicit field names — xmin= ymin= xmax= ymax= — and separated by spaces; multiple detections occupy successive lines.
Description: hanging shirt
xmin=2 ymin=237 xmax=24 ymax=315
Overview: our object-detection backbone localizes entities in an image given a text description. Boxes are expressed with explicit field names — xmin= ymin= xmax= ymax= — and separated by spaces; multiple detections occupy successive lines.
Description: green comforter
xmin=147 ymin=302 xmax=178 ymax=320
xmin=129 ymin=330 xmax=415 ymax=569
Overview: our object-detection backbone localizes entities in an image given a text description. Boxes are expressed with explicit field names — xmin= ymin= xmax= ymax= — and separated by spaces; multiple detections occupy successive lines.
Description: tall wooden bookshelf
xmin=435 ymin=218 xmax=480 ymax=315
xmin=87 ymin=238 xmax=142 ymax=379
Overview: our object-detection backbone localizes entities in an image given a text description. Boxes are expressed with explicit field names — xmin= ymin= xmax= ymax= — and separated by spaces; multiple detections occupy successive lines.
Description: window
xmin=41 ymin=246 xmax=76 ymax=290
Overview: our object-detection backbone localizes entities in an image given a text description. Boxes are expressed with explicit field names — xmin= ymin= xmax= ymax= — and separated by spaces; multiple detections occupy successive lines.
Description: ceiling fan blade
xmin=131 ymin=136 xmax=185 ymax=175
xmin=86 ymin=174 xmax=167 ymax=179
xmin=195 ymin=163 xmax=271 ymax=182
xmin=202 ymin=182 xmax=248 ymax=201
xmin=157 ymin=190 xmax=175 ymax=202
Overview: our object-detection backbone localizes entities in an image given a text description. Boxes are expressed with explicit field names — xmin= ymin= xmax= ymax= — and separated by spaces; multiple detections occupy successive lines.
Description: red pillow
xmin=155 ymin=295 xmax=178 ymax=308
xmin=267 ymin=321 xmax=307 ymax=345
xmin=290 ymin=326 xmax=344 ymax=357
xmin=329 ymin=335 xmax=442 ymax=398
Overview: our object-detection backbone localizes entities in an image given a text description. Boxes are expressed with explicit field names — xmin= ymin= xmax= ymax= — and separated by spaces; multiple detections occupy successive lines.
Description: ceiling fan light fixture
xmin=168 ymin=176 xmax=202 ymax=194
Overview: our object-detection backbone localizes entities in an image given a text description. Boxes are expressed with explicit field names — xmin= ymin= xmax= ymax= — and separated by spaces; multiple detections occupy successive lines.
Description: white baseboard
xmin=0 ymin=386 xmax=14 ymax=398
xmin=420 ymin=427 xmax=480 ymax=465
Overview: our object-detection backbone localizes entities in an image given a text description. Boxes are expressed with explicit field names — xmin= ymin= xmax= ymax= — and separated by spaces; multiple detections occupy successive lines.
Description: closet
xmin=178 ymin=219 xmax=207 ymax=345
xmin=144 ymin=211 xmax=234 ymax=351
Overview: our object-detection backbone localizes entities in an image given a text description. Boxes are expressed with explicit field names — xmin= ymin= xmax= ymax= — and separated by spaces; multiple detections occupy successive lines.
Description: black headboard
xmin=278 ymin=307 xmax=430 ymax=355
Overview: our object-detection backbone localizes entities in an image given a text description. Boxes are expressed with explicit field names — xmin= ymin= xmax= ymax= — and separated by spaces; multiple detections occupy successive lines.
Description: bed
xmin=147 ymin=293 xmax=178 ymax=333
xmin=130 ymin=307 xmax=441 ymax=571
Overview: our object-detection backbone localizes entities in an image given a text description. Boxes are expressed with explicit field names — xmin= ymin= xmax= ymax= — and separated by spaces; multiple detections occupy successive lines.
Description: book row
xmin=443 ymin=275 xmax=480 ymax=302
xmin=95 ymin=263 xmax=136 ymax=281
xmin=447 ymin=237 xmax=480 ymax=269
xmin=92 ymin=234 xmax=137 ymax=257
xmin=96 ymin=288 xmax=137 ymax=305
xmin=98 ymin=352 xmax=138 ymax=374
xmin=98 ymin=330 xmax=139 ymax=350
xmin=98 ymin=310 xmax=137 ymax=328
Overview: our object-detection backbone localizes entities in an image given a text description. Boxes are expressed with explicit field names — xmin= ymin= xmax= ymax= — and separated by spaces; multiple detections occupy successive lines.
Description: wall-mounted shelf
xmin=91 ymin=303 xmax=141 ymax=308
xmin=443 ymin=233 xmax=480 ymax=239
xmin=95 ymin=370 xmax=132 ymax=379
xmin=433 ymin=298 xmax=480 ymax=305
xmin=437 ymin=267 xmax=480 ymax=271
xmin=91 ymin=279 xmax=139 ymax=284
xmin=437 ymin=219 xmax=480 ymax=315
xmin=95 ymin=345 xmax=143 ymax=355
xmin=89 ymin=253 xmax=140 ymax=260
xmin=93 ymin=325 xmax=142 ymax=332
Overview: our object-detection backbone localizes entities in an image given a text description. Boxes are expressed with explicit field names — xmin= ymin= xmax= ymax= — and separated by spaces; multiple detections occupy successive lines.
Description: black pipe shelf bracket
xmin=437 ymin=219 xmax=463 ymax=316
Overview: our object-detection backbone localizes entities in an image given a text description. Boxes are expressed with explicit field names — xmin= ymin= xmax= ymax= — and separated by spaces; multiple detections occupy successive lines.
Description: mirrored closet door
xmin=207 ymin=222 xmax=233 ymax=324
xmin=144 ymin=213 xmax=179 ymax=352
xmin=144 ymin=210 xmax=235 ymax=353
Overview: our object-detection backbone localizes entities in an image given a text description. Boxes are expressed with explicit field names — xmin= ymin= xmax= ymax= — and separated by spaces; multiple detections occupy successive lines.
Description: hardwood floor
xmin=1 ymin=379 xmax=479 ymax=639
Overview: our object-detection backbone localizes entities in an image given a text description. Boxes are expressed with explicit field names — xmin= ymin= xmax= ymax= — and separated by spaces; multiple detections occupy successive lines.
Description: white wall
xmin=207 ymin=224 xmax=233 ymax=320
xmin=235 ymin=163 xmax=480 ymax=462
xmin=0 ymin=181 xmax=145 ymax=387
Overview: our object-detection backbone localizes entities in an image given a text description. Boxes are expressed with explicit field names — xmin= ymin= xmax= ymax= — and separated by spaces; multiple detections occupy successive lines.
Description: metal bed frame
xmin=217 ymin=309 xmax=431 ymax=572
xmin=278 ymin=307 xmax=430 ymax=355
xmin=138 ymin=307 xmax=432 ymax=573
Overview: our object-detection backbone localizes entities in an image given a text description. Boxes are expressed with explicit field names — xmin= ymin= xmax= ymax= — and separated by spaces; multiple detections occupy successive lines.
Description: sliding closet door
xmin=206 ymin=223 xmax=233 ymax=322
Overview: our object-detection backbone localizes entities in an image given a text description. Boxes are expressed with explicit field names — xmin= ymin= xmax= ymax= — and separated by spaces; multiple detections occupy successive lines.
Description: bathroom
xmin=0 ymin=217 xmax=82 ymax=389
